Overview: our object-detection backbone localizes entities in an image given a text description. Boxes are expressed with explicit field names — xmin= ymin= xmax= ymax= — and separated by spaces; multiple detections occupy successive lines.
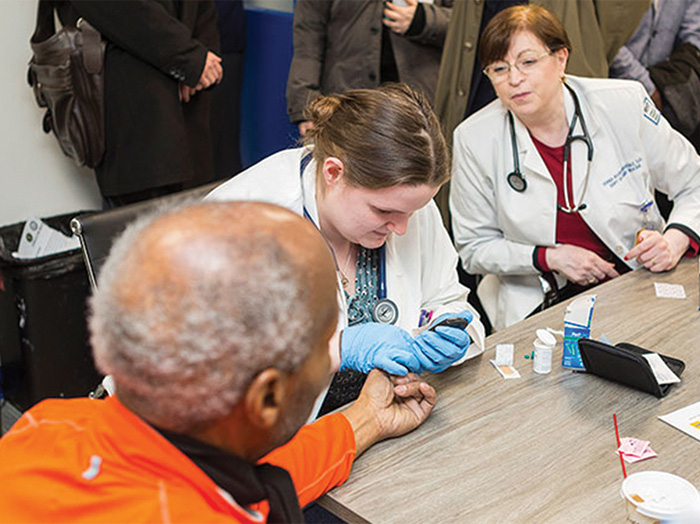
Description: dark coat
xmin=650 ymin=42 xmax=700 ymax=151
xmin=286 ymin=0 xmax=452 ymax=123
xmin=59 ymin=0 xmax=220 ymax=197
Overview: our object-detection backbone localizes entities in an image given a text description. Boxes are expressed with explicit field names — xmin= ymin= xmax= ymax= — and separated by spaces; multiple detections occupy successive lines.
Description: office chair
xmin=70 ymin=182 xmax=220 ymax=290
xmin=70 ymin=182 xmax=221 ymax=398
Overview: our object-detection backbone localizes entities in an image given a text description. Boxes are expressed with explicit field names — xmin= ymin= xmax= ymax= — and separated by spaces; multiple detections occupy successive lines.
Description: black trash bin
xmin=0 ymin=212 xmax=100 ymax=412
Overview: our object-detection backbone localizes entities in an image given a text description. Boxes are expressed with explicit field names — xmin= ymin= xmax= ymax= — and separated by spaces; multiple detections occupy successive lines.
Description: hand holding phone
xmin=430 ymin=316 xmax=469 ymax=331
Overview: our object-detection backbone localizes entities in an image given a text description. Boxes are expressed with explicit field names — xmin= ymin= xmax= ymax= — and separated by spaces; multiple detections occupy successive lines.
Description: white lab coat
xmin=207 ymin=147 xmax=486 ymax=359
xmin=451 ymin=76 xmax=700 ymax=330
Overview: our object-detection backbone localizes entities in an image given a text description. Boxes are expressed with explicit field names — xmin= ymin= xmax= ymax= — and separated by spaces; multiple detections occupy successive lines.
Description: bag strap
xmin=31 ymin=0 xmax=56 ymax=45
xmin=31 ymin=0 xmax=103 ymax=75
xmin=79 ymin=19 xmax=103 ymax=75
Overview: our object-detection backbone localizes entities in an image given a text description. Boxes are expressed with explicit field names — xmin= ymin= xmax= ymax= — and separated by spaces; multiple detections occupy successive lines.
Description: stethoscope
xmin=299 ymin=153 xmax=399 ymax=325
xmin=507 ymin=84 xmax=594 ymax=214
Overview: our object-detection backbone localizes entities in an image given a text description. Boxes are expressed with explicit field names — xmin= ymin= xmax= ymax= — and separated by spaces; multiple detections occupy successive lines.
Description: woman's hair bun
xmin=305 ymin=95 xmax=342 ymax=129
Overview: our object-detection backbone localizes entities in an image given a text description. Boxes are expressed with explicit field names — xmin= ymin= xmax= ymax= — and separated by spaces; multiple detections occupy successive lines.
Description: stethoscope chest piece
xmin=372 ymin=298 xmax=399 ymax=325
xmin=507 ymin=171 xmax=527 ymax=192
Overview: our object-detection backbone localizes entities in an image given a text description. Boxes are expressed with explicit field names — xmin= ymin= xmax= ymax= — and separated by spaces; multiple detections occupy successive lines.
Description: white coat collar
xmin=513 ymin=112 xmax=549 ymax=180
xmin=300 ymin=149 xmax=321 ymax=228
xmin=562 ymin=78 xmax=600 ymax=139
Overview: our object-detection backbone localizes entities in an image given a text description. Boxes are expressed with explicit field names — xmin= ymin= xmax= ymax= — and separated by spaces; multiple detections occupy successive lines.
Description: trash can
xmin=0 ymin=212 xmax=100 ymax=412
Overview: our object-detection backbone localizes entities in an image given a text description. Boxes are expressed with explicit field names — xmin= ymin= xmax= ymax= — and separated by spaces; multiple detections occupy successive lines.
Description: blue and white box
xmin=561 ymin=294 xmax=597 ymax=370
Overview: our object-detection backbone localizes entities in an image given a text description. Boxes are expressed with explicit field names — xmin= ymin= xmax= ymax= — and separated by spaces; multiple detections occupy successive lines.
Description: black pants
xmin=210 ymin=51 xmax=245 ymax=179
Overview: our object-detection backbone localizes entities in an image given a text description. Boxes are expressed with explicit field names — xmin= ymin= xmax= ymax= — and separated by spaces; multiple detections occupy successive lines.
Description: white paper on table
xmin=495 ymin=344 xmax=514 ymax=366
xmin=642 ymin=352 xmax=681 ymax=385
xmin=12 ymin=217 xmax=79 ymax=259
xmin=659 ymin=401 xmax=700 ymax=443
xmin=654 ymin=282 xmax=686 ymax=299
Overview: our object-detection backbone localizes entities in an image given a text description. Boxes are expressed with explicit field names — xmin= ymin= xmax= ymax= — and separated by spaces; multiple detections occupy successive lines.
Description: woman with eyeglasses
xmin=450 ymin=4 xmax=700 ymax=330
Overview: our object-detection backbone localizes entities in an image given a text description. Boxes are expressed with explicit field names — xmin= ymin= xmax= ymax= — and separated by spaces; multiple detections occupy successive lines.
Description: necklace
xmin=338 ymin=244 xmax=355 ymax=289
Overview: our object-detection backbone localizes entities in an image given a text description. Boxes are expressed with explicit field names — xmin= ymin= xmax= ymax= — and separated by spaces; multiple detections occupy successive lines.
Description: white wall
xmin=0 ymin=0 xmax=101 ymax=228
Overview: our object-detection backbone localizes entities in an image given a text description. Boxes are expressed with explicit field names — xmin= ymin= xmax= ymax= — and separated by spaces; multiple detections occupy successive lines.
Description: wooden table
xmin=321 ymin=258 xmax=700 ymax=523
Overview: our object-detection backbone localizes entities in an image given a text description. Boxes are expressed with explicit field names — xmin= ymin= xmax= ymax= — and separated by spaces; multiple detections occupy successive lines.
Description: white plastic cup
xmin=533 ymin=329 xmax=555 ymax=374
xmin=620 ymin=471 xmax=700 ymax=523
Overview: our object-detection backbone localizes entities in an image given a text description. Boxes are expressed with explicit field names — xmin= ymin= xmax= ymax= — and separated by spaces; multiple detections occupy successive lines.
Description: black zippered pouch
xmin=578 ymin=338 xmax=685 ymax=398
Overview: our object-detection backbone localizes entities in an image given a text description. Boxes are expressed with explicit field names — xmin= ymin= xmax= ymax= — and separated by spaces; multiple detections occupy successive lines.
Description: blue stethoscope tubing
xmin=299 ymin=152 xmax=397 ymax=323
xmin=507 ymin=84 xmax=594 ymax=213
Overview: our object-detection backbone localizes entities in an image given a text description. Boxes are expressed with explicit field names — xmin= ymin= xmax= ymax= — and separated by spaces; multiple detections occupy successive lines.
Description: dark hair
xmin=478 ymin=5 xmax=571 ymax=67
xmin=302 ymin=84 xmax=449 ymax=189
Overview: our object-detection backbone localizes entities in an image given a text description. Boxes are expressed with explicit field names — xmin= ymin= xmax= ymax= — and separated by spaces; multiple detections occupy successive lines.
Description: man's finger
xmin=394 ymin=380 xmax=429 ymax=400
xmin=419 ymin=381 xmax=437 ymax=407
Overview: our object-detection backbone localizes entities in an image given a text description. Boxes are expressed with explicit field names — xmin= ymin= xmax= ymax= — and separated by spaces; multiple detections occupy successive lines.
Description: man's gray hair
xmin=89 ymin=202 xmax=320 ymax=432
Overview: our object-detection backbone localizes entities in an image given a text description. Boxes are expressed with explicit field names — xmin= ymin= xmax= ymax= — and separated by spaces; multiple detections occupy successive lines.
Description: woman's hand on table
xmin=545 ymin=244 xmax=619 ymax=286
xmin=625 ymin=229 xmax=689 ymax=272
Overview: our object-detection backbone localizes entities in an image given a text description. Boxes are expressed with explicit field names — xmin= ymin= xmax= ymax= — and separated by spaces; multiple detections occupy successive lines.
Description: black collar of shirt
xmin=155 ymin=427 xmax=303 ymax=523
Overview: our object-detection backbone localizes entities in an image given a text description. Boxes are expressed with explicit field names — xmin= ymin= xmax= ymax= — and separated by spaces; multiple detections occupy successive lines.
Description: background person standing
xmin=60 ymin=0 xmax=224 ymax=208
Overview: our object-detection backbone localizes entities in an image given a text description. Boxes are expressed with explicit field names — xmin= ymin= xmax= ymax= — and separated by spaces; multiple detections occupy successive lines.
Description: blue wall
xmin=240 ymin=7 xmax=300 ymax=168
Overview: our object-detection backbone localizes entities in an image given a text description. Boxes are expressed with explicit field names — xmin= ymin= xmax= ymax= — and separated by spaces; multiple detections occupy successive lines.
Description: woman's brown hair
xmin=303 ymin=83 xmax=449 ymax=189
xmin=478 ymin=5 xmax=571 ymax=67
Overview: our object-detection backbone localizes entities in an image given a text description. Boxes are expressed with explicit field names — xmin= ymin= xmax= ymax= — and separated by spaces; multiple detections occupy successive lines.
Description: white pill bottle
xmin=533 ymin=329 xmax=556 ymax=374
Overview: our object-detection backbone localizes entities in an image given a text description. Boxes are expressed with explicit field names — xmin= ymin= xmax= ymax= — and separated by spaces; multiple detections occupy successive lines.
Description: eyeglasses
xmin=483 ymin=51 xmax=554 ymax=82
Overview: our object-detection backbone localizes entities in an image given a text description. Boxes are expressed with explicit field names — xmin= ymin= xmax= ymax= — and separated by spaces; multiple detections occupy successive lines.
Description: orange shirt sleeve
xmin=259 ymin=413 xmax=356 ymax=508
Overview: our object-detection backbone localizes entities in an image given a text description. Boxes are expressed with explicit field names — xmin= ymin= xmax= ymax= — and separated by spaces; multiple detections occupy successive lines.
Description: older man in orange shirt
xmin=0 ymin=201 xmax=436 ymax=522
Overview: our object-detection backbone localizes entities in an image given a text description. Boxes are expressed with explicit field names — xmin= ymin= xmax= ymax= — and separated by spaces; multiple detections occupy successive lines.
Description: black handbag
xmin=578 ymin=338 xmax=685 ymax=398
xmin=28 ymin=0 xmax=105 ymax=168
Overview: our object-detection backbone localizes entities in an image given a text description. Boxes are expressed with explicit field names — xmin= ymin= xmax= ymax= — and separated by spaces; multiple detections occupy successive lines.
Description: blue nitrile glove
xmin=340 ymin=323 xmax=421 ymax=375
xmin=412 ymin=311 xmax=473 ymax=373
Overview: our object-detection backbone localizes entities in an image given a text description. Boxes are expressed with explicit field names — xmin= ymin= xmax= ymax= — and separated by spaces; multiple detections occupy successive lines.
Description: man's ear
xmin=321 ymin=157 xmax=345 ymax=186
xmin=244 ymin=368 xmax=286 ymax=429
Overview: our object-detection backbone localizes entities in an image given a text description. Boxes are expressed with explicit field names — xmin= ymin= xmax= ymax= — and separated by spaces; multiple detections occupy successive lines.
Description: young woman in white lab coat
xmin=208 ymin=84 xmax=484 ymax=413
xmin=450 ymin=5 xmax=700 ymax=330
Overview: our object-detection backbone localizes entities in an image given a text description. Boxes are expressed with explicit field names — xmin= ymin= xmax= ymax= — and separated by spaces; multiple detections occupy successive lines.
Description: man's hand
xmin=546 ymin=244 xmax=619 ymax=286
xmin=196 ymin=51 xmax=223 ymax=91
xmin=178 ymin=83 xmax=197 ymax=103
xmin=650 ymin=88 xmax=663 ymax=110
xmin=382 ymin=0 xmax=418 ymax=35
xmin=625 ymin=229 xmax=689 ymax=272
xmin=342 ymin=370 xmax=436 ymax=455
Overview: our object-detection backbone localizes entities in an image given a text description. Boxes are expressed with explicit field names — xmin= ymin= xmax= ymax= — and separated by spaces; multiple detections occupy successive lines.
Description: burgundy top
xmin=530 ymin=135 xmax=698 ymax=275
xmin=530 ymin=135 xmax=623 ymax=275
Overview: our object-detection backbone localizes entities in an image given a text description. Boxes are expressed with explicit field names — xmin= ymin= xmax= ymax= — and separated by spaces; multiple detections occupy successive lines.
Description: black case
xmin=578 ymin=338 xmax=685 ymax=398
